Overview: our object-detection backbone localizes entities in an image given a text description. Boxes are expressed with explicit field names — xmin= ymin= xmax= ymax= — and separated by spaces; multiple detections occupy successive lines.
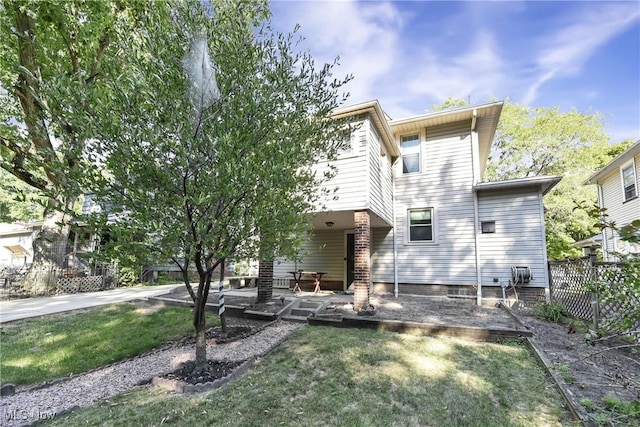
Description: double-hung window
xmin=621 ymin=161 xmax=637 ymax=201
xmin=401 ymin=134 xmax=420 ymax=174
xmin=408 ymin=208 xmax=434 ymax=242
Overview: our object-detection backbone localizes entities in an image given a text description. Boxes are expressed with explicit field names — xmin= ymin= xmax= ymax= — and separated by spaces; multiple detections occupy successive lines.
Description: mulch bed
xmin=162 ymin=360 xmax=243 ymax=385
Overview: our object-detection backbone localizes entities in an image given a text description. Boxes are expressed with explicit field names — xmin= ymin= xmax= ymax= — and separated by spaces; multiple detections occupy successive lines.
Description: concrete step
xmin=290 ymin=308 xmax=316 ymax=317
xmin=281 ymin=314 xmax=311 ymax=322
xmin=279 ymin=298 xmax=329 ymax=321
xmin=299 ymin=301 xmax=323 ymax=309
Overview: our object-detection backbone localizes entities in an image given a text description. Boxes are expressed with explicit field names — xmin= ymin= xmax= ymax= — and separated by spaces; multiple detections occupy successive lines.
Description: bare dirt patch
xmin=516 ymin=310 xmax=639 ymax=416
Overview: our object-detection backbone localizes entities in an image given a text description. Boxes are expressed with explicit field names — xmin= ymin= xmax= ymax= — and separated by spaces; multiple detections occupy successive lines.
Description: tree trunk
xmin=194 ymin=296 xmax=207 ymax=366
xmin=20 ymin=209 xmax=73 ymax=295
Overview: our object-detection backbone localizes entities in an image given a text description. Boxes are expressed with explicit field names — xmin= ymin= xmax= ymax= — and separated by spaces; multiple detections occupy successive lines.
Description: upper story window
xmin=408 ymin=208 xmax=434 ymax=242
xmin=401 ymin=134 xmax=420 ymax=174
xmin=337 ymin=133 xmax=356 ymax=156
xmin=621 ymin=161 xmax=637 ymax=201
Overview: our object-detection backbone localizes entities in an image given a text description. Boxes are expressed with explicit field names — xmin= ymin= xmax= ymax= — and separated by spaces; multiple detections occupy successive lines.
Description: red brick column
xmin=257 ymin=260 xmax=274 ymax=303
xmin=354 ymin=210 xmax=371 ymax=311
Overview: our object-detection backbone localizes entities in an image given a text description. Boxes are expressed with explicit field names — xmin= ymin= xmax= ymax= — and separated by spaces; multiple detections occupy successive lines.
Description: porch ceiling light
xmin=325 ymin=221 xmax=334 ymax=228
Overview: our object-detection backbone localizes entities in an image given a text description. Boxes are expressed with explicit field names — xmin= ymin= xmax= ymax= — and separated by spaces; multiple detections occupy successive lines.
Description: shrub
xmin=118 ymin=267 xmax=139 ymax=287
xmin=533 ymin=302 xmax=568 ymax=323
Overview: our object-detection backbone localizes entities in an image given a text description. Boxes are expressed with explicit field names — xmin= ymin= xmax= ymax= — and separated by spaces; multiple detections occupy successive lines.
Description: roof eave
xmin=474 ymin=175 xmax=562 ymax=196
xmin=332 ymin=100 xmax=400 ymax=159
xmin=584 ymin=139 xmax=640 ymax=185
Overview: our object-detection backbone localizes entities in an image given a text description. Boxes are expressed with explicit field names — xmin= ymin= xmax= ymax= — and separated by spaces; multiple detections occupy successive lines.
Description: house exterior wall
xmin=314 ymin=121 xmax=368 ymax=212
xmin=477 ymin=188 xmax=548 ymax=288
xmin=366 ymin=121 xmax=394 ymax=225
xmin=598 ymin=150 xmax=640 ymax=258
xmin=386 ymin=121 xmax=479 ymax=286
xmin=313 ymin=115 xmax=395 ymax=224
xmin=274 ymin=230 xmax=345 ymax=285
xmin=273 ymin=101 xmax=553 ymax=302
xmin=0 ymin=232 xmax=34 ymax=266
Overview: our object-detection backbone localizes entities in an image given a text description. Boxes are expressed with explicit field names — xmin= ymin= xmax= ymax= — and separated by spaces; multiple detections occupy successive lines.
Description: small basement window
xmin=481 ymin=221 xmax=496 ymax=234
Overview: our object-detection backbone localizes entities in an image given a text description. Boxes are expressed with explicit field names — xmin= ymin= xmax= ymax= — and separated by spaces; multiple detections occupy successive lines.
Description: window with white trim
xmin=408 ymin=208 xmax=434 ymax=242
xmin=337 ymin=132 xmax=356 ymax=156
xmin=621 ymin=161 xmax=637 ymax=201
xmin=401 ymin=134 xmax=420 ymax=174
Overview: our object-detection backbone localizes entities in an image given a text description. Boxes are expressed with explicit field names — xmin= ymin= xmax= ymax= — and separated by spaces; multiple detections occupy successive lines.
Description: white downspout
xmin=392 ymin=160 xmax=399 ymax=298
xmin=538 ymin=186 xmax=551 ymax=302
xmin=470 ymin=109 xmax=483 ymax=306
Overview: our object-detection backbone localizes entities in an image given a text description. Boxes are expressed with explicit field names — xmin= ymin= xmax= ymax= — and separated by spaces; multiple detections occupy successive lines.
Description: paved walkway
xmin=0 ymin=284 xmax=184 ymax=324
xmin=0 ymin=283 xmax=355 ymax=324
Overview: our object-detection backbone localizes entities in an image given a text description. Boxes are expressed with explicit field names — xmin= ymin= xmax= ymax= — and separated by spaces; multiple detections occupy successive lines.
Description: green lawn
xmin=47 ymin=326 xmax=572 ymax=426
xmin=0 ymin=303 xmax=201 ymax=386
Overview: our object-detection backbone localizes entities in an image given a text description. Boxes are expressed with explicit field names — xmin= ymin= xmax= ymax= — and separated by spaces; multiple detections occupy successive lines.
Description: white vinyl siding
xmin=274 ymin=230 xmax=345 ymax=282
xmin=477 ymin=189 xmax=547 ymax=288
xmin=314 ymin=116 xmax=394 ymax=224
xmin=598 ymin=151 xmax=640 ymax=259
xmin=366 ymin=123 xmax=394 ymax=224
xmin=392 ymin=122 xmax=478 ymax=286
xmin=314 ymin=123 xmax=368 ymax=212
xmin=371 ymin=228 xmax=394 ymax=282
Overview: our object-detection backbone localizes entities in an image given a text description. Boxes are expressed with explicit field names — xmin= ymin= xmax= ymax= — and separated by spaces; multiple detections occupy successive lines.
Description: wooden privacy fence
xmin=548 ymin=257 xmax=640 ymax=335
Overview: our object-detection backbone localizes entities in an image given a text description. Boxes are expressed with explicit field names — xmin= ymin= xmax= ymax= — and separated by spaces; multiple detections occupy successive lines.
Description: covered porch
xmin=273 ymin=209 xmax=392 ymax=309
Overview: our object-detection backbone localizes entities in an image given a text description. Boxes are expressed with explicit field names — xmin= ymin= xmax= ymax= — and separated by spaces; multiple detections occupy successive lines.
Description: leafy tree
xmin=0 ymin=1 xmax=145 ymax=286
xmin=0 ymin=169 xmax=43 ymax=222
xmin=84 ymin=0 xmax=351 ymax=365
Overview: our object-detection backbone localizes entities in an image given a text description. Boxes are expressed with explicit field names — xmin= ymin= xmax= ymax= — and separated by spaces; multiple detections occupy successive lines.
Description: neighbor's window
xmin=408 ymin=208 xmax=433 ymax=242
xmin=401 ymin=134 xmax=420 ymax=174
xmin=621 ymin=162 xmax=637 ymax=201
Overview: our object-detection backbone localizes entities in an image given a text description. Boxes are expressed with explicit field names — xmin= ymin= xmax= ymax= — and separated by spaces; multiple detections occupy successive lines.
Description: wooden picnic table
xmin=288 ymin=270 xmax=326 ymax=294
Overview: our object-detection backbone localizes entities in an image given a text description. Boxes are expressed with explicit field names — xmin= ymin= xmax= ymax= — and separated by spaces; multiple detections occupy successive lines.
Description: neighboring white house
xmin=0 ymin=221 xmax=42 ymax=268
xmin=273 ymin=100 xmax=561 ymax=306
xmin=584 ymin=140 xmax=640 ymax=261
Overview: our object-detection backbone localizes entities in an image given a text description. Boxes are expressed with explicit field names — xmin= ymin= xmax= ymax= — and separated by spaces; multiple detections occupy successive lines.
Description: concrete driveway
xmin=0 ymin=284 xmax=184 ymax=324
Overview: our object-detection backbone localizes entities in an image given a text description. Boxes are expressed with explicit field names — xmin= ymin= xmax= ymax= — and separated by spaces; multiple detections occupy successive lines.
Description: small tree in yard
xmin=84 ymin=0 xmax=351 ymax=365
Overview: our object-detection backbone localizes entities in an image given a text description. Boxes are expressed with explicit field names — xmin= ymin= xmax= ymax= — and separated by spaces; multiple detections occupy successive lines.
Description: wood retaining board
xmin=308 ymin=315 xmax=533 ymax=342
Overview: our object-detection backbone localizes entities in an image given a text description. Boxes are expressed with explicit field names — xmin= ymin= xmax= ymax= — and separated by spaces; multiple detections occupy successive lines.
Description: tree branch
xmin=0 ymin=136 xmax=49 ymax=191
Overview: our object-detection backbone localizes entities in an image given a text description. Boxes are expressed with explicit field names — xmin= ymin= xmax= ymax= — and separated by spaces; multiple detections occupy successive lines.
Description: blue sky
xmin=270 ymin=1 xmax=640 ymax=143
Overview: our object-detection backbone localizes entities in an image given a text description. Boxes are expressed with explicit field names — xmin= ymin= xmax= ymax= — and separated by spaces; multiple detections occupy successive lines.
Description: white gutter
xmin=470 ymin=109 xmax=483 ymax=306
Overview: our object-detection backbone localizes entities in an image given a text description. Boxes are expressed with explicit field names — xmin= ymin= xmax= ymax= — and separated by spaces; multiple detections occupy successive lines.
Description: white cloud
xmin=403 ymin=30 xmax=505 ymax=107
xmin=270 ymin=0 xmax=403 ymax=104
xmin=270 ymin=0 xmax=639 ymax=137
xmin=523 ymin=3 xmax=640 ymax=104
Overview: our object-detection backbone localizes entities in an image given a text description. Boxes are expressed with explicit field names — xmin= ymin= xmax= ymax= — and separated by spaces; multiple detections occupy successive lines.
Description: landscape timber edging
xmin=151 ymin=358 xmax=256 ymax=394
xmin=307 ymin=315 xmax=532 ymax=341
xmin=525 ymin=337 xmax=596 ymax=427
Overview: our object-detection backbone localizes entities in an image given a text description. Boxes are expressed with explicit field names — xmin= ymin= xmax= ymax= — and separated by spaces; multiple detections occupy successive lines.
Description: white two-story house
xmin=272 ymin=100 xmax=560 ymax=307
xmin=584 ymin=140 xmax=640 ymax=260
